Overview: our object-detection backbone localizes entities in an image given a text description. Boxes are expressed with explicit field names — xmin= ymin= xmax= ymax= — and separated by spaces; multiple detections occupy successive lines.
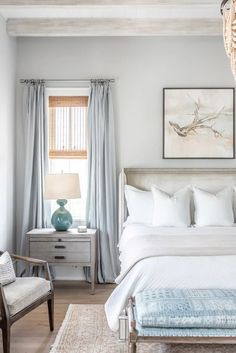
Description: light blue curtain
xmin=86 ymin=80 xmax=119 ymax=283
xmin=19 ymin=80 xmax=49 ymax=257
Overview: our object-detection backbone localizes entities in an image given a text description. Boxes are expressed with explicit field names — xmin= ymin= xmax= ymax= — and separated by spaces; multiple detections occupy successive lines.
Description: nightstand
xmin=27 ymin=228 xmax=97 ymax=294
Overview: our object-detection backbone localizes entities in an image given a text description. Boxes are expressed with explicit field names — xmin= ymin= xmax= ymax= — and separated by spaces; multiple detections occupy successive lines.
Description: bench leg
xmin=129 ymin=341 xmax=136 ymax=353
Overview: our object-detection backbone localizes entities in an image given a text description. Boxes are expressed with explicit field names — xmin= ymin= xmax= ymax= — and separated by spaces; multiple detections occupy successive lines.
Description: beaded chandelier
xmin=222 ymin=0 xmax=236 ymax=79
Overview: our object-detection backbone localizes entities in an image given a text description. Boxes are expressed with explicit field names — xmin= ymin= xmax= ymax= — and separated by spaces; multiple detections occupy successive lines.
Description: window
xmin=48 ymin=96 xmax=88 ymax=159
xmin=47 ymin=88 xmax=89 ymax=221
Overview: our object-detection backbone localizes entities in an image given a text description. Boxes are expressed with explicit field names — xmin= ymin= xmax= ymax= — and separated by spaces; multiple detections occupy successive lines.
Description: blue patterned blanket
xmin=135 ymin=289 xmax=236 ymax=329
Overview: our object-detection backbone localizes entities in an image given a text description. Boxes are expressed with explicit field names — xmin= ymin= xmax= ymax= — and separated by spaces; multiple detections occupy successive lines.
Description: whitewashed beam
xmin=0 ymin=5 xmax=219 ymax=22
xmin=0 ymin=0 xmax=218 ymax=6
xmin=7 ymin=18 xmax=222 ymax=37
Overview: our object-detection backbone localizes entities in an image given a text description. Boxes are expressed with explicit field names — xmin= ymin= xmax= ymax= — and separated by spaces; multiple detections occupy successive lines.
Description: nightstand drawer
xmin=30 ymin=241 xmax=91 ymax=263
xmin=30 ymin=251 xmax=90 ymax=263
xmin=30 ymin=241 xmax=90 ymax=253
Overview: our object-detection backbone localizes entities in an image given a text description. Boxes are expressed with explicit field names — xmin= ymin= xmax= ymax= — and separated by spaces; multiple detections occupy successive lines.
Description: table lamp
xmin=44 ymin=173 xmax=81 ymax=231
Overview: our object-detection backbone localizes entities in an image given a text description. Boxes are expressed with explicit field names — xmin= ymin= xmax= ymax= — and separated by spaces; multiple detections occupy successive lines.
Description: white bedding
xmin=119 ymin=223 xmax=236 ymax=250
xmin=105 ymin=224 xmax=236 ymax=331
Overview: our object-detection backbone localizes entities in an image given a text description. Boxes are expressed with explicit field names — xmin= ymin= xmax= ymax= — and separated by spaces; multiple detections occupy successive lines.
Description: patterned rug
xmin=51 ymin=304 xmax=236 ymax=353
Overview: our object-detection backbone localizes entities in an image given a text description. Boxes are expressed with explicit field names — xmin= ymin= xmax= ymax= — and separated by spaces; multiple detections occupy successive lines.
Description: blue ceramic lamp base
xmin=51 ymin=199 xmax=73 ymax=231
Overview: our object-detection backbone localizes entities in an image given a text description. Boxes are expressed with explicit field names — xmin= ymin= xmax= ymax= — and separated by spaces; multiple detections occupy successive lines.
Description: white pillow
xmin=193 ymin=187 xmax=234 ymax=227
xmin=125 ymin=185 xmax=153 ymax=224
xmin=152 ymin=186 xmax=191 ymax=227
xmin=0 ymin=251 xmax=16 ymax=286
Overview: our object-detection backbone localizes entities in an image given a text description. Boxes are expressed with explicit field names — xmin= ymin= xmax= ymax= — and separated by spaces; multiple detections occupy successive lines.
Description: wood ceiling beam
xmin=0 ymin=0 xmax=218 ymax=6
xmin=7 ymin=18 xmax=221 ymax=37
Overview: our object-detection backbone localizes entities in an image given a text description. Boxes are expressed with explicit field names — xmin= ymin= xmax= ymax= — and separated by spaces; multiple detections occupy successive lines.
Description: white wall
xmin=16 ymin=36 xmax=236 ymax=170
xmin=0 ymin=16 xmax=16 ymax=251
xmin=16 ymin=36 xmax=236 ymax=279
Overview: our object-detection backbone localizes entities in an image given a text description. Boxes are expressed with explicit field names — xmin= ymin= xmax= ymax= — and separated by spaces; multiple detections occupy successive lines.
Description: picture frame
xmin=163 ymin=88 xmax=235 ymax=159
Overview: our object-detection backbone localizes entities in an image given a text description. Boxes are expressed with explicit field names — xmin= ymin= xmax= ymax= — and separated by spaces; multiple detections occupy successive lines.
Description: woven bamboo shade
xmin=48 ymin=96 xmax=88 ymax=159
xmin=222 ymin=0 xmax=236 ymax=80
xmin=49 ymin=96 xmax=88 ymax=108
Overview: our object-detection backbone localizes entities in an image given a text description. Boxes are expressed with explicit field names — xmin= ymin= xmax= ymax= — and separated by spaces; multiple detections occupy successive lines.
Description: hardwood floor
xmin=0 ymin=281 xmax=115 ymax=353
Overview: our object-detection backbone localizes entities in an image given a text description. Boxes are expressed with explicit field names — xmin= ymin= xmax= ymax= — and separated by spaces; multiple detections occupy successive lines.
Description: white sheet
xmin=105 ymin=224 xmax=236 ymax=331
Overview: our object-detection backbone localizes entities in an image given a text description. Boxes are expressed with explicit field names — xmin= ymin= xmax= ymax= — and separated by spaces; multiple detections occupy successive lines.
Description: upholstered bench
xmin=128 ymin=289 xmax=236 ymax=353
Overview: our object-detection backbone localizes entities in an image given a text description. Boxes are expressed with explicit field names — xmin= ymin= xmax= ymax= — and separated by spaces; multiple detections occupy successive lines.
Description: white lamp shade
xmin=44 ymin=173 xmax=81 ymax=200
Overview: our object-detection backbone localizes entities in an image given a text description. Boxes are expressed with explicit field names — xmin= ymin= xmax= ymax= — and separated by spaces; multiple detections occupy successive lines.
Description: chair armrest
xmin=11 ymin=254 xmax=47 ymax=265
xmin=11 ymin=254 xmax=53 ymax=284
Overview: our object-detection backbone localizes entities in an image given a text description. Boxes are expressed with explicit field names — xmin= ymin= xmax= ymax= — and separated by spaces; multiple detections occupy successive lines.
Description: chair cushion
xmin=0 ymin=252 xmax=16 ymax=286
xmin=3 ymin=277 xmax=51 ymax=316
xmin=135 ymin=289 xmax=236 ymax=329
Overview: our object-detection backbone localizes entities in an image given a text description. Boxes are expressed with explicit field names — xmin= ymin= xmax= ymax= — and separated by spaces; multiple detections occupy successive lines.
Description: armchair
xmin=0 ymin=254 xmax=54 ymax=353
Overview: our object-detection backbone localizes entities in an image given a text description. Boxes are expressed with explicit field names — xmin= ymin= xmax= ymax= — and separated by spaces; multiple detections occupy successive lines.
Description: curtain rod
xmin=20 ymin=78 xmax=115 ymax=83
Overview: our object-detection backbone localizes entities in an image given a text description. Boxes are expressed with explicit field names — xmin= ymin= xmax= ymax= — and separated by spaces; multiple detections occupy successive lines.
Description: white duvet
xmin=105 ymin=223 xmax=236 ymax=331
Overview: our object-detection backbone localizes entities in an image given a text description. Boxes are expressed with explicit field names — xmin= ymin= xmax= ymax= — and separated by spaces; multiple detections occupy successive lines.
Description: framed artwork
xmin=163 ymin=88 xmax=235 ymax=159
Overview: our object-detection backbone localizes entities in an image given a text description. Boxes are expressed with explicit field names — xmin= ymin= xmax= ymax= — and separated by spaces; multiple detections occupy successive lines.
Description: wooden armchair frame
xmin=0 ymin=254 xmax=54 ymax=353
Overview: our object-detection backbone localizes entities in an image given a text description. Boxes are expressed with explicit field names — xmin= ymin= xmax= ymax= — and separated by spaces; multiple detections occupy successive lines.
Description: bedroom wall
xmin=15 ymin=36 xmax=235 ymax=279
xmin=0 ymin=16 xmax=16 ymax=251
xmin=16 ymin=36 xmax=235 ymax=170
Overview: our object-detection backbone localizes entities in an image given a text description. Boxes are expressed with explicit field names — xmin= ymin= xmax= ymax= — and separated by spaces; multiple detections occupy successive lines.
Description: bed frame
xmin=118 ymin=168 xmax=236 ymax=349
xmin=119 ymin=167 xmax=236 ymax=238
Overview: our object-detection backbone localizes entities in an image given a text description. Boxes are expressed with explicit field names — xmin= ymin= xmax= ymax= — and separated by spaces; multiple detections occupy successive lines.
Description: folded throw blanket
xmin=117 ymin=233 xmax=236 ymax=283
xmin=135 ymin=289 xmax=236 ymax=329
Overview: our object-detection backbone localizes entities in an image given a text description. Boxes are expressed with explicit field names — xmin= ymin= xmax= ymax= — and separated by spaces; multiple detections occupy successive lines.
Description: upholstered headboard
xmin=119 ymin=168 xmax=236 ymax=238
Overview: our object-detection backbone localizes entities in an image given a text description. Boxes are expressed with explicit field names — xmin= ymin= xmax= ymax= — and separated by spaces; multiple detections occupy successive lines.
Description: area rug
xmin=50 ymin=304 xmax=236 ymax=353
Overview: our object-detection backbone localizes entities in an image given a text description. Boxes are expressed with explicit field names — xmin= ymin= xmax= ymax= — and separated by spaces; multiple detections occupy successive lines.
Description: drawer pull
xmin=54 ymin=256 xmax=65 ymax=260
xmin=55 ymin=245 xmax=65 ymax=249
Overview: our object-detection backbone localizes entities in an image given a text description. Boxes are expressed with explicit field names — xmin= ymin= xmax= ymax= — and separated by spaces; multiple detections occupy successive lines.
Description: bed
xmin=105 ymin=168 xmax=236 ymax=332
